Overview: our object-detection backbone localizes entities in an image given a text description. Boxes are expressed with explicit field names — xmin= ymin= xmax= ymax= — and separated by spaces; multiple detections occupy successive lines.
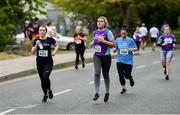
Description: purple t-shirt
xmin=157 ymin=33 xmax=176 ymax=51
xmin=93 ymin=28 xmax=114 ymax=56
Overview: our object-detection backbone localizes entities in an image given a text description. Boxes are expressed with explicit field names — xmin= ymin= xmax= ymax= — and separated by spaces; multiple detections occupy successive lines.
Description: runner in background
xmin=133 ymin=26 xmax=142 ymax=54
xmin=149 ymin=24 xmax=159 ymax=51
xmin=74 ymin=25 xmax=87 ymax=70
xmin=157 ymin=24 xmax=176 ymax=80
xmin=139 ymin=23 xmax=148 ymax=50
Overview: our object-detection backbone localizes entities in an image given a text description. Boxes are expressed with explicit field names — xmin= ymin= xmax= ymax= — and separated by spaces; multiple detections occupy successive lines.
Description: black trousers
xmin=36 ymin=57 xmax=53 ymax=95
xmin=116 ymin=62 xmax=133 ymax=85
xmin=75 ymin=45 xmax=85 ymax=66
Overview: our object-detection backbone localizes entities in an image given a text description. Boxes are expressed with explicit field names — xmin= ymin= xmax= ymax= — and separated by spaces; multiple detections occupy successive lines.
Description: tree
xmin=53 ymin=0 xmax=180 ymax=32
xmin=0 ymin=0 xmax=46 ymax=50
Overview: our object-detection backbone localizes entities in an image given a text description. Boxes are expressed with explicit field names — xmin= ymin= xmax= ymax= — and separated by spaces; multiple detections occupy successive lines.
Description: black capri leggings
xmin=116 ymin=62 xmax=133 ymax=85
xmin=75 ymin=45 xmax=85 ymax=66
xmin=36 ymin=58 xmax=53 ymax=95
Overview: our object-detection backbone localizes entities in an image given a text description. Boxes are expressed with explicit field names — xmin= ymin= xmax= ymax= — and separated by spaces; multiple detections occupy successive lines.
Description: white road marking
xmin=54 ymin=89 xmax=72 ymax=96
xmin=0 ymin=108 xmax=16 ymax=115
xmin=89 ymin=81 xmax=94 ymax=84
xmin=20 ymin=104 xmax=38 ymax=109
xmin=153 ymin=60 xmax=161 ymax=64
xmin=89 ymin=78 xmax=104 ymax=84
xmin=0 ymin=90 xmax=72 ymax=114
xmin=136 ymin=65 xmax=145 ymax=69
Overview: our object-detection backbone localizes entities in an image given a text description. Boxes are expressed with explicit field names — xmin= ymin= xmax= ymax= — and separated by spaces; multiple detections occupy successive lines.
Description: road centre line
xmin=54 ymin=89 xmax=72 ymax=96
xmin=135 ymin=65 xmax=145 ymax=69
xmin=0 ymin=108 xmax=16 ymax=115
xmin=89 ymin=78 xmax=104 ymax=84
xmin=0 ymin=89 xmax=72 ymax=114
xmin=152 ymin=60 xmax=161 ymax=64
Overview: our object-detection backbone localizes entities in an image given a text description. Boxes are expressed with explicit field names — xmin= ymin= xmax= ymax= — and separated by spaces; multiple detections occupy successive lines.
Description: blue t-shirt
xmin=116 ymin=37 xmax=137 ymax=65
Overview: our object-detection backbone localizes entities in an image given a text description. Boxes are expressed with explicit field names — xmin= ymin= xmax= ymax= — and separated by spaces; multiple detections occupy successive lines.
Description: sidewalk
xmin=0 ymin=46 xmax=178 ymax=82
xmin=0 ymin=49 xmax=90 ymax=81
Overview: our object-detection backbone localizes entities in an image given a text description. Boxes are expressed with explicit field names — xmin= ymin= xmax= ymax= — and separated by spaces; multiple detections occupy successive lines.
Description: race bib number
xmin=120 ymin=48 xmax=128 ymax=55
xmin=75 ymin=40 xmax=81 ymax=44
xmin=94 ymin=45 xmax=101 ymax=52
xmin=38 ymin=50 xmax=48 ymax=57
xmin=164 ymin=38 xmax=173 ymax=44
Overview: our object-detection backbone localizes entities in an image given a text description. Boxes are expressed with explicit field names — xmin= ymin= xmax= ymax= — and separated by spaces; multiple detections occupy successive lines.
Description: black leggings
xmin=136 ymin=41 xmax=141 ymax=51
xmin=75 ymin=45 xmax=85 ymax=66
xmin=36 ymin=58 xmax=53 ymax=95
xmin=116 ymin=62 xmax=133 ymax=85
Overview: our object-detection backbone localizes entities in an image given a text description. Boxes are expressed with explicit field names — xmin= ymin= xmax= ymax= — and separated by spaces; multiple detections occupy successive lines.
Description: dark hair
xmin=121 ymin=25 xmax=128 ymax=32
xmin=34 ymin=17 xmax=39 ymax=21
xmin=47 ymin=21 xmax=52 ymax=26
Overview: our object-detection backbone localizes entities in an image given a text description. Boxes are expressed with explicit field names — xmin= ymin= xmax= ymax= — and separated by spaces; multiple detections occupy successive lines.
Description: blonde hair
xmin=97 ymin=16 xmax=110 ymax=27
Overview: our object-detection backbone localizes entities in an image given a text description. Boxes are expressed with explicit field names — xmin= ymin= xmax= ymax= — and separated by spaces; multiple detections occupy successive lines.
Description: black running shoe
xmin=104 ymin=93 xmax=109 ymax=102
xmin=48 ymin=90 xmax=54 ymax=99
xmin=130 ymin=78 xmax=135 ymax=87
xmin=164 ymin=69 xmax=166 ymax=75
xmin=75 ymin=65 xmax=78 ymax=70
xmin=165 ymin=75 xmax=169 ymax=80
xmin=93 ymin=93 xmax=99 ymax=101
xmin=120 ymin=89 xmax=127 ymax=94
xmin=82 ymin=64 xmax=85 ymax=68
xmin=42 ymin=95 xmax=48 ymax=103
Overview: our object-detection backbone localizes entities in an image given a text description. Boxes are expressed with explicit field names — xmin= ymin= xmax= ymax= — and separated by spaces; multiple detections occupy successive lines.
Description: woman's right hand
xmin=89 ymin=41 xmax=94 ymax=48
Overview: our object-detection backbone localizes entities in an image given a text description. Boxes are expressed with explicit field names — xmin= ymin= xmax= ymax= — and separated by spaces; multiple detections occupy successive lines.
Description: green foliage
xmin=178 ymin=16 xmax=180 ymax=29
xmin=0 ymin=0 xmax=46 ymax=51
xmin=53 ymin=0 xmax=180 ymax=32
xmin=172 ymin=30 xmax=180 ymax=44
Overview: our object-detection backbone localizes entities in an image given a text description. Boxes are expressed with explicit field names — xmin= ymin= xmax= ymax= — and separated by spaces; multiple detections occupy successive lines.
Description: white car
xmin=52 ymin=33 xmax=75 ymax=50
xmin=15 ymin=33 xmax=25 ymax=44
xmin=15 ymin=33 xmax=75 ymax=50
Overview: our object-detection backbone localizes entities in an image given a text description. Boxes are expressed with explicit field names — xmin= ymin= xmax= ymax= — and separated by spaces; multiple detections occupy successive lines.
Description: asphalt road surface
xmin=0 ymin=50 xmax=180 ymax=114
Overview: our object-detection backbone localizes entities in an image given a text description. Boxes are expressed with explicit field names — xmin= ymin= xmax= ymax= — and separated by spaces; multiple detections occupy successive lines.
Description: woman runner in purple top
xmin=89 ymin=16 xmax=115 ymax=102
xmin=157 ymin=24 xmax=176 ymax=80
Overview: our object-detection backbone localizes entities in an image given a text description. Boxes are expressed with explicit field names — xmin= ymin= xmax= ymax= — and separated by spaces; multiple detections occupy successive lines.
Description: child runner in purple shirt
xmin=157 ymin=24 xmax=176 ymax=80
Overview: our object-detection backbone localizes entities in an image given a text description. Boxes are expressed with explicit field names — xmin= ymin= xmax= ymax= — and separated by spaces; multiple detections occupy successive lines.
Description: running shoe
xmin=130 ymin=78 xmax=135 ymax=87
xmin=75 ymin=65 xmax=78 ymax=70
xmin=93 ymin=93 xmax=99 ymax=101
xmin=165 ymin=75 xmax=169 ymax=80
xmin=120 ymin=89 xmax=127 ymax=94
xmin=82 ymin=64 xmax=85 ymax=68
xmin=104 ymin=93 xmax=109 ymax=102
xmin=42 ymin=95 xmax=48 ymax=103
xmin=48 ymin=90 xmax=54 ymax=99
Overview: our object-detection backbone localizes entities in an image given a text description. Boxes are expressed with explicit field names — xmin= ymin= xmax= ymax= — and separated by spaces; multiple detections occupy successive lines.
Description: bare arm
xmin=52 ymin=43 xmax=59 ymax=56
xmin=31 ymin=44 xmax=38 ymax=55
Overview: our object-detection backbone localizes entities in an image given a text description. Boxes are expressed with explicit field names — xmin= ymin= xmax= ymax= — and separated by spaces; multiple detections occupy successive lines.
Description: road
xmin=0 ymin=50 xmax=180 ymax=114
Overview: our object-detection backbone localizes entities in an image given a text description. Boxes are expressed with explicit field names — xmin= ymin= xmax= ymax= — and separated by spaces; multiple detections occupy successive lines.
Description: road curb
xmin=0 ymin=55 xmax=118 ymax=82
xmin=1 ymin=46 xmax=180 ymax=82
